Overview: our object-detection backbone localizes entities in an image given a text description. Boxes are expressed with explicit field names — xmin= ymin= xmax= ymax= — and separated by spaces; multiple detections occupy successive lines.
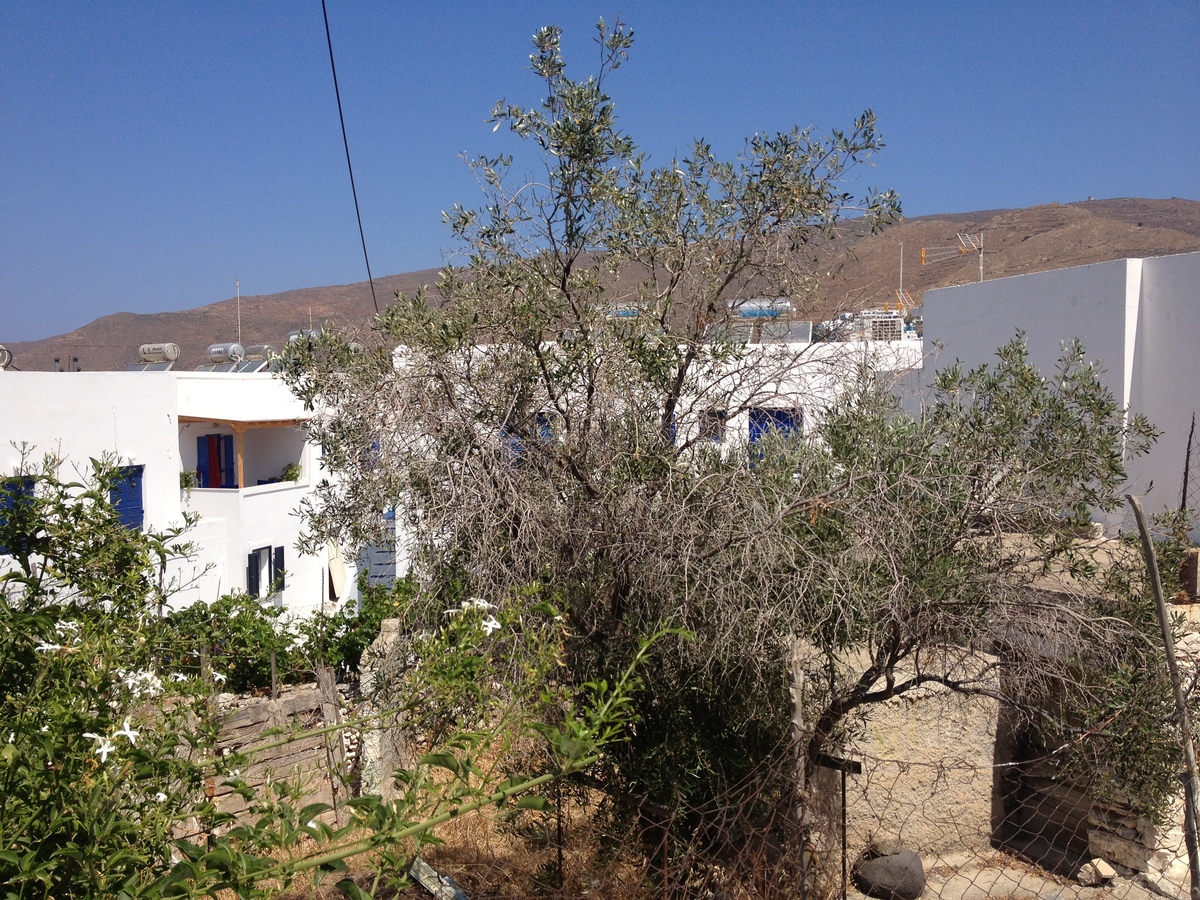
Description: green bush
xmin=298 ymin=575 xmax=421 ymax=678
xmin=161 ymin=592 xmax=306 ymax=693
xmin=0 ymin=457 xmax=221 ymax=896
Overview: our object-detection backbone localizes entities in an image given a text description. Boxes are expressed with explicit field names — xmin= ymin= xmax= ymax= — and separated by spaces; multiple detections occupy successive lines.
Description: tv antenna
xmin=921 ymin=232 xmax=984 ymax=282
xmin=236 ymin=277 xmax=242 ymax=345
xmin=887 ymin=242 xmax=916 ymax=313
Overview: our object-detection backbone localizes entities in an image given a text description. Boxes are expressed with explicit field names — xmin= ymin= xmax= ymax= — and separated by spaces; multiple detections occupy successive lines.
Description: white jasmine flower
xmin=464 ymin=597 xmax=494 ymax=610
xmin=34 ymin=642 xmax=63 ymax=653
xmin=170 ymin=673 xmax=187 ymax=682
xmin=119 ymin=670 xmax=163 ymax=698
xmin=211 ymin=671 xmax=227 ymax=685
xmin=54 ymin=621 xmax=80 ymax=642
xmin=113 ymin=717 xmax=139 ymax=746
xmin=154 ymin=791 xmax=168 ymax=803
xmin=84 ymin=733 xmax=118 ymax=763
xmin=481 ymin=615 xmax=502 ymax=636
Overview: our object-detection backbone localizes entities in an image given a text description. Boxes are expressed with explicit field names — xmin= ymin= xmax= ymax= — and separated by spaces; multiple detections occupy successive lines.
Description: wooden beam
xmin=232 ymin=424 xmax=245 ymax=489
xmin=178 ymin=416 xmax=305 ymax=429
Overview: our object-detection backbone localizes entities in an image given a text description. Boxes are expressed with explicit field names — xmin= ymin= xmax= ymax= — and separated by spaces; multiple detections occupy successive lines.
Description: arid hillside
xmin=6 ymin=197 xmax=1199 ymax=371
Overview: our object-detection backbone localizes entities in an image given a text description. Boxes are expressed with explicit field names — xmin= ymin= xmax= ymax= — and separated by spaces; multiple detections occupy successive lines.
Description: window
xmin=700 ymin=409 xmax=727 ymax=443
xmin=247 ymin=545 xmax=286 ymax=600
xmin=0 ymin=476 xmax=35 ymax=556
xmin=500 ymin=412 xmax=555 ymax=462
xmin=748 ymin=408 xmax=802 ymax=443
xmin=196 ymin=434 xmax=236 ymax=488
xmin=109 ymin=466 xmax=145 ymax=531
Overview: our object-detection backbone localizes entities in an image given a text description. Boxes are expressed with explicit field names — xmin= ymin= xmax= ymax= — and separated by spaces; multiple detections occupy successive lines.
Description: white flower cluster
xmin=443 ymin=597 xmax=503 ymax=636
xmin=114 ymin=669 xmax=163 ymax=699
xmin=446 ymin=596 xmax=495 ymax=615
xmin=83 ymin=717 xmax=139 ymax=763
xmin=34 ymin=620 xmax=84 ymax=654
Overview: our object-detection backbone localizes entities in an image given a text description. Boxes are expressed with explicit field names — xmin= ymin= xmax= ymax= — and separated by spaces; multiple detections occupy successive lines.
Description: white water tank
xmin=243 ymin=344 xmax=276 ymax=360
xmin=206 ymin=342 xmax=245 ymax=363
xmin=138 ymin=342 xmax=181 ymax=363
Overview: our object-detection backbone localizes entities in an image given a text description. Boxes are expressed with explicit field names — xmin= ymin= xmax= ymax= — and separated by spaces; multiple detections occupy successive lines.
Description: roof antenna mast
xmin=921 ymin=232 xmax=985 ymax=282
xmin=236 ymin=277 xmax=242 ymax=345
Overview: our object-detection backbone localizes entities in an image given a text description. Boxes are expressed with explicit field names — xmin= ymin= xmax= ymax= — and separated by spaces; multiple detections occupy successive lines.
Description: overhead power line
xmin=322 ymin=0 xmax=379 ymax=314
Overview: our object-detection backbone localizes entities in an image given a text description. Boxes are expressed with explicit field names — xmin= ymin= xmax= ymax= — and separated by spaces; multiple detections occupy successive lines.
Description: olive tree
xmin=281 ymin=19 xmax=1170 ymax=870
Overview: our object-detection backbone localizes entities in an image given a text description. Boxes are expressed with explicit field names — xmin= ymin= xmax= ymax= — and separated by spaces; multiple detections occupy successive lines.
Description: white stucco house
xmin=920 ymin=249 xmax=1200 ymax=530
xmin=0 ymin=368 xmax=358 ymax=615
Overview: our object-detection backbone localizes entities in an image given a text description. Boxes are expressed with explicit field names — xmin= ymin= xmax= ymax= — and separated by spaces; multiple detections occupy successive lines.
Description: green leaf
xmin=335 ymin=877 xmax=375 ymax=900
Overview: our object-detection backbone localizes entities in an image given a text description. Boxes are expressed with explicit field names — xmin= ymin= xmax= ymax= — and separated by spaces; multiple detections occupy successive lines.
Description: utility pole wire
xmin=322 ymin=0 xmax=379 ymax=314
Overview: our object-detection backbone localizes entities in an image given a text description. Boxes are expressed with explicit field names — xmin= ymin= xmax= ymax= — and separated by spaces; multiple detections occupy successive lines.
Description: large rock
xmin=852 ymin=842 xmax=926 ymax=900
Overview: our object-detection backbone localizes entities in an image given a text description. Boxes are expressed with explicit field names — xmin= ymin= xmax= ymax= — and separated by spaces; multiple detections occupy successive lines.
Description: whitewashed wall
xmin=921 ymin=251 xmax=1200 ymax=529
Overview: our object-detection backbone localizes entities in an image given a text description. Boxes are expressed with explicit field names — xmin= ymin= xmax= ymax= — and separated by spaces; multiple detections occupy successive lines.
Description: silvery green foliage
xmin=282 ymin=19 xmax=1171 ymax=847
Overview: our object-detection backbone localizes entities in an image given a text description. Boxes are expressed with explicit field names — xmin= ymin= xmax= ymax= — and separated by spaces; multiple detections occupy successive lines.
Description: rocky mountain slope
xmin=6 ymin=197 xmax=1199 ymax=372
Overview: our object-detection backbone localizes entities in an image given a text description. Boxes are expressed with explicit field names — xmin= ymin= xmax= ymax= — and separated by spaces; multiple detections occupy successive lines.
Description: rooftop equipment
xmin=708 ymin=298 xmax=810 ymax=344
xmin=125 ymin=342 xmax=180 ymax=372
xmin=604 ymin=302 xmax=641 ymax=318
xmin=234 ymin=344 xmax=277 ymax=373
xmin=195 ymin=342 xmax=246 ymax=373
xmin=732 ymin=297 xmax=794 ymax=318
xmin=0 ymin=344 xmax=10 ymax=370
xmin=207 ymin=342 xmax=245 ymax=363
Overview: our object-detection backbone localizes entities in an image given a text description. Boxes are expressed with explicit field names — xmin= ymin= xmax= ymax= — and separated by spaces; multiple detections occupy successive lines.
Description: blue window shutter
xmin=109 ymin=466 xmax=144 ymax=530
xmin=220 ymin=434 xmax=236 ymax=488
xmin=272 ymin=546 xmax=285 ymax=591
xmin=748 ymin=409 xmax=771 ymax=443
xmin=749 ymin=408 xmax=800 ymax=442
xmin=196 ymin=436 xmax=210 ymax=488
xmin=0 ymin=477 xmax=35 ymax=556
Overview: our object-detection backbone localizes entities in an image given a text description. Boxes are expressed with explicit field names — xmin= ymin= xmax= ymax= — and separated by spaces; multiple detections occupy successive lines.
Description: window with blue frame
xmin=109 ymin=465 xmax=145 ymax=531
xmin=196 ymin=434 xmax=237 ymax=488
xmin=500 ymin=412 xmax=556 ymax=462
xmin=0 ymin=476 xmax=35 ymax=556
xmin=748 ymin=407 xmax=802 ymax=443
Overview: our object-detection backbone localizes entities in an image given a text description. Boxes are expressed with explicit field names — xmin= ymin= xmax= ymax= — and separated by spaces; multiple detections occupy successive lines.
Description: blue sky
xmin=3 ymin=2 xmax=1197 ymax=342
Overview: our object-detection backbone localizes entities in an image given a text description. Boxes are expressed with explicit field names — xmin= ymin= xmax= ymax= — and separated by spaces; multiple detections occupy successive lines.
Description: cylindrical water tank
xmin=207 ymin=342 xmax=245 ymax=363
xmin=138 ymin=342 xmax=181 ymax=363
xmin=243 ymin=344 xmax=276 ymax=360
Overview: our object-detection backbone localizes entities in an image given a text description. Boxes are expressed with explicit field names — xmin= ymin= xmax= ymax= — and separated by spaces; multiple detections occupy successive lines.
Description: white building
xmin=921 ymin=249 xmax=1200 ymax=529
xmin=0 ymin=368 xmax=357 ymax=615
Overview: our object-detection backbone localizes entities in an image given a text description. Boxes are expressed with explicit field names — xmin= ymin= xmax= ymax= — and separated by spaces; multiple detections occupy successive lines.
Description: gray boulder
xmin=852 ymin=843 xmax=926 ymax=900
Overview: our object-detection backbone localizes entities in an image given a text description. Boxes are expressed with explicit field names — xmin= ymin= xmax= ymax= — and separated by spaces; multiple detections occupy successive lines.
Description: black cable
xmin=322 ymin=0 xmax=379 ymax=314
